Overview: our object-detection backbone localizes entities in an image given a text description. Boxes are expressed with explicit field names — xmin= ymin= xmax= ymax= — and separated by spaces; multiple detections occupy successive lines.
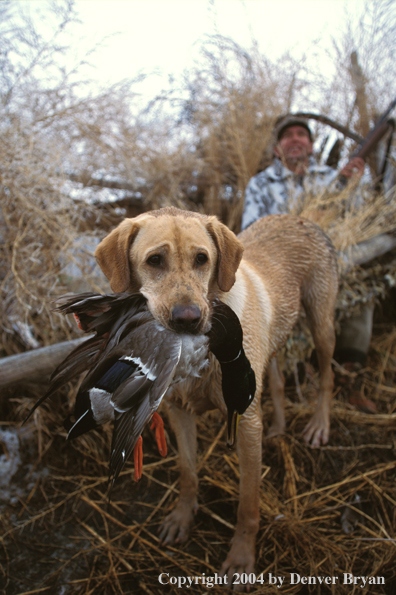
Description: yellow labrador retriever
xmin=95 ymin=207 xmax=338 ymax=586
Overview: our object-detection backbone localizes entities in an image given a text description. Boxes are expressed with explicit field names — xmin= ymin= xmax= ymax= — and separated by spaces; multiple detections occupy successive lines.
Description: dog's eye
xmin=195 ymin=253 xmax=208 ymax=266
xmin=147 ymin=254 xmax=162 ymax=267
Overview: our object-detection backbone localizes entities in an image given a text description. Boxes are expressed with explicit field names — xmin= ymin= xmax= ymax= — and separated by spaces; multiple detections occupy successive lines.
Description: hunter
xmin=242 ymin=115 xmax=371 ymax=370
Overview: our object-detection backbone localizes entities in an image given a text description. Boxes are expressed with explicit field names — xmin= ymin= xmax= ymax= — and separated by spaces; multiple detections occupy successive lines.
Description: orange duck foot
xmin=150 ymin=412 xmax=168 ymax=458
xmin=133 ymin=436 xmax=143 ymax=482
xmin=133 ymin=414 xmax=167 ymax=482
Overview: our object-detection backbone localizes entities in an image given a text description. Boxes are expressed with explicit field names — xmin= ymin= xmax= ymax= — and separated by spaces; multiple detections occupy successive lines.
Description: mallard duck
xmin=26 ymin=292 xmax=255 ymax=483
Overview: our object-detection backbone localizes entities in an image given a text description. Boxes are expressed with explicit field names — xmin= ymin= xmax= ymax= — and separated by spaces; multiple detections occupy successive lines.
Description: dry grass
xmin=1 ymin=323 xmax=396 ymax=594
xmin=2 ymin=102 xmax=396 ymax=595
xmin=3 ymin=175 xmax=396 ymax=591
xmin=2 ymin=22 xmax=396 ymax=354
xmin=1 ymin=11 xmax=396 ymax=593
xmin=299 ymin=186 xmax=396 ymax=258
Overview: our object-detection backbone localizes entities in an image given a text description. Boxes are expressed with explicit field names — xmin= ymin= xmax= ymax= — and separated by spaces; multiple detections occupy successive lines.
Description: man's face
xmin=274 ymin=125 xmax=313 ymax=163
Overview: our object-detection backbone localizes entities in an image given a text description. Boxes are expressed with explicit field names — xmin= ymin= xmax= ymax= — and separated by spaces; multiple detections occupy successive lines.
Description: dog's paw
xmin=219 ymin=541 xmax=255 ymax=592
xmin=303 ymin=408 xmax=330 ymax=447
xmin=158 ymin=501 xmax=197 ymax=545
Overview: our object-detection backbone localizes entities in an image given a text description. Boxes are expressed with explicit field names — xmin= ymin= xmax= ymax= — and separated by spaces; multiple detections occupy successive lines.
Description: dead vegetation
xmin=1 ymin=333 xmax=396 ymax=594
xmin=1 ymin=1 xmax=396 ymax=593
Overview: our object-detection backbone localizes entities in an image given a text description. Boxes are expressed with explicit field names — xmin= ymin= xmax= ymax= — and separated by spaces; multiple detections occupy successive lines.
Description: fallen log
xmin=338 ymin=233 xmax=396 ymax=270
xmin=0 ymin=336 xmax=91 ymax=390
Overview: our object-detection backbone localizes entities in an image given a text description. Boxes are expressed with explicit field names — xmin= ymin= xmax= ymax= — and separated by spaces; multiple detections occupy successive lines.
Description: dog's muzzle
xmin=171 ymin=304 xmax=202 ymax=333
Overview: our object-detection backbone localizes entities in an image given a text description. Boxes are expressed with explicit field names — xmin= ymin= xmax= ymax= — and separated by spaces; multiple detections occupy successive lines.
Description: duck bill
xmin=227 ymin=410 xmax=240 ymax=449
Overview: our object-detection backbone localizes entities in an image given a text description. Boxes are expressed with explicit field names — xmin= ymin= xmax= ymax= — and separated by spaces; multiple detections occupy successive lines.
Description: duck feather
xmin=26 ymin=291 xmax=255 ymax=482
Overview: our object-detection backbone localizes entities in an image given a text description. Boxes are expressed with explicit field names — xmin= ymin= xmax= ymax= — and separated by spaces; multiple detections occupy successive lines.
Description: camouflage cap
xmin=275 ymin=115 xmax=313 ymax=142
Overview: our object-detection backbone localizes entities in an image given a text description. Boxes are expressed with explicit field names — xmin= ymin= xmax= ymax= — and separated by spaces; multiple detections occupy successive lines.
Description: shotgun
xmin=339 ymin=96 xmax=396 ymax=185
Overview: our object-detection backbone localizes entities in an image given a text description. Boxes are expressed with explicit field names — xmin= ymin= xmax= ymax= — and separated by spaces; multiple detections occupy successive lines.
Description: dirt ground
xmin=1 ymin=304 xmax=396 ymax=595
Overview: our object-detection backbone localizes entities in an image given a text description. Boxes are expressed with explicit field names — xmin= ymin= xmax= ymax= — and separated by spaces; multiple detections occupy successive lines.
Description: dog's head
xmin=95 ymin=207 xmax=244 ymax=334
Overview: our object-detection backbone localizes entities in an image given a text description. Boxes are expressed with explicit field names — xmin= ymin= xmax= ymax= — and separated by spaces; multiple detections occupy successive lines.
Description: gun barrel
xmin=353 ymin=120 xmax=393 ymax=160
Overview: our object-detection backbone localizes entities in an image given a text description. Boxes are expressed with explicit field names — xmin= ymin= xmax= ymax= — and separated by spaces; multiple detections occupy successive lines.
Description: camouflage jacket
xmin=241 ymin=157 xmax=340 ymax=230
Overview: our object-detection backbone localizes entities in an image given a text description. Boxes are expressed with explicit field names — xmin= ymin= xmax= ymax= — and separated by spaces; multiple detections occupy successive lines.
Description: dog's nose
xmin=171 ymin=305 xmax=201 ymax=332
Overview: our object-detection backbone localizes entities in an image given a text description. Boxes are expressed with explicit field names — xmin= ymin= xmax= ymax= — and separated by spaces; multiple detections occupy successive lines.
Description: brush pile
xmin=1 ymin=353 xmax=396 ymax=594
xmin=1 ymin=4 xmax=396 ymax=593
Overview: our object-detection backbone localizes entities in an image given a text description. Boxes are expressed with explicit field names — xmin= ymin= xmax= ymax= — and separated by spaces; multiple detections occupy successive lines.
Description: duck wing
xmin=63 ymin=302 xmax=157 ymax=440
xmin=63 ymin=306 xmax=184 ymax=484
xmin=55 ymin=292 xmax=147 ymax=334
xmin=24 ymin=292 xmax=149 ymax=423
xmin=24 ymin=334 xmax=103 ymax=423
xmin=108 ymin=330 xmax=183 ymax=484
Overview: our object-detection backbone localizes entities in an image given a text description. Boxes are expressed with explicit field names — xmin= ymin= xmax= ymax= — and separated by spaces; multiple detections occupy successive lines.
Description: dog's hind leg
xmin=302 ymin=278 xmax=337 ymax=447
xmin=267 ymin=356 xmax=286 ymax=437
xmin=158 ymin=400 xmax=198 ymax=545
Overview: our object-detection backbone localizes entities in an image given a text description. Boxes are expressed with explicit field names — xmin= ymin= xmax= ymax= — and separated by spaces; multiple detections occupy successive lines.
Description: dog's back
xmin=238 ymin=214 xmax=338 ymax=353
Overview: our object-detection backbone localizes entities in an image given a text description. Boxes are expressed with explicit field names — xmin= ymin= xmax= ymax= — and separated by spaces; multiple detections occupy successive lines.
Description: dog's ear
xmin=95 ymin=219 xmax=141 ymax=292
xmin=206 ymin=219 xmax=244 ymax=292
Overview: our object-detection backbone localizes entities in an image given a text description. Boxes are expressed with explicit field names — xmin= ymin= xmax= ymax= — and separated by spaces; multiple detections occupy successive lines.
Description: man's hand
xmin=339 ymin=156 xmax=365 ymax=179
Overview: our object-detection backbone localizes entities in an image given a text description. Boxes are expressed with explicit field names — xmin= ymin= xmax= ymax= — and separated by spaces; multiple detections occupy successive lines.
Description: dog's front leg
xmin=158 ymin=400 xmax=198 ymax=545
xmin=220 ymin=407 xmax=262 ymax=591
